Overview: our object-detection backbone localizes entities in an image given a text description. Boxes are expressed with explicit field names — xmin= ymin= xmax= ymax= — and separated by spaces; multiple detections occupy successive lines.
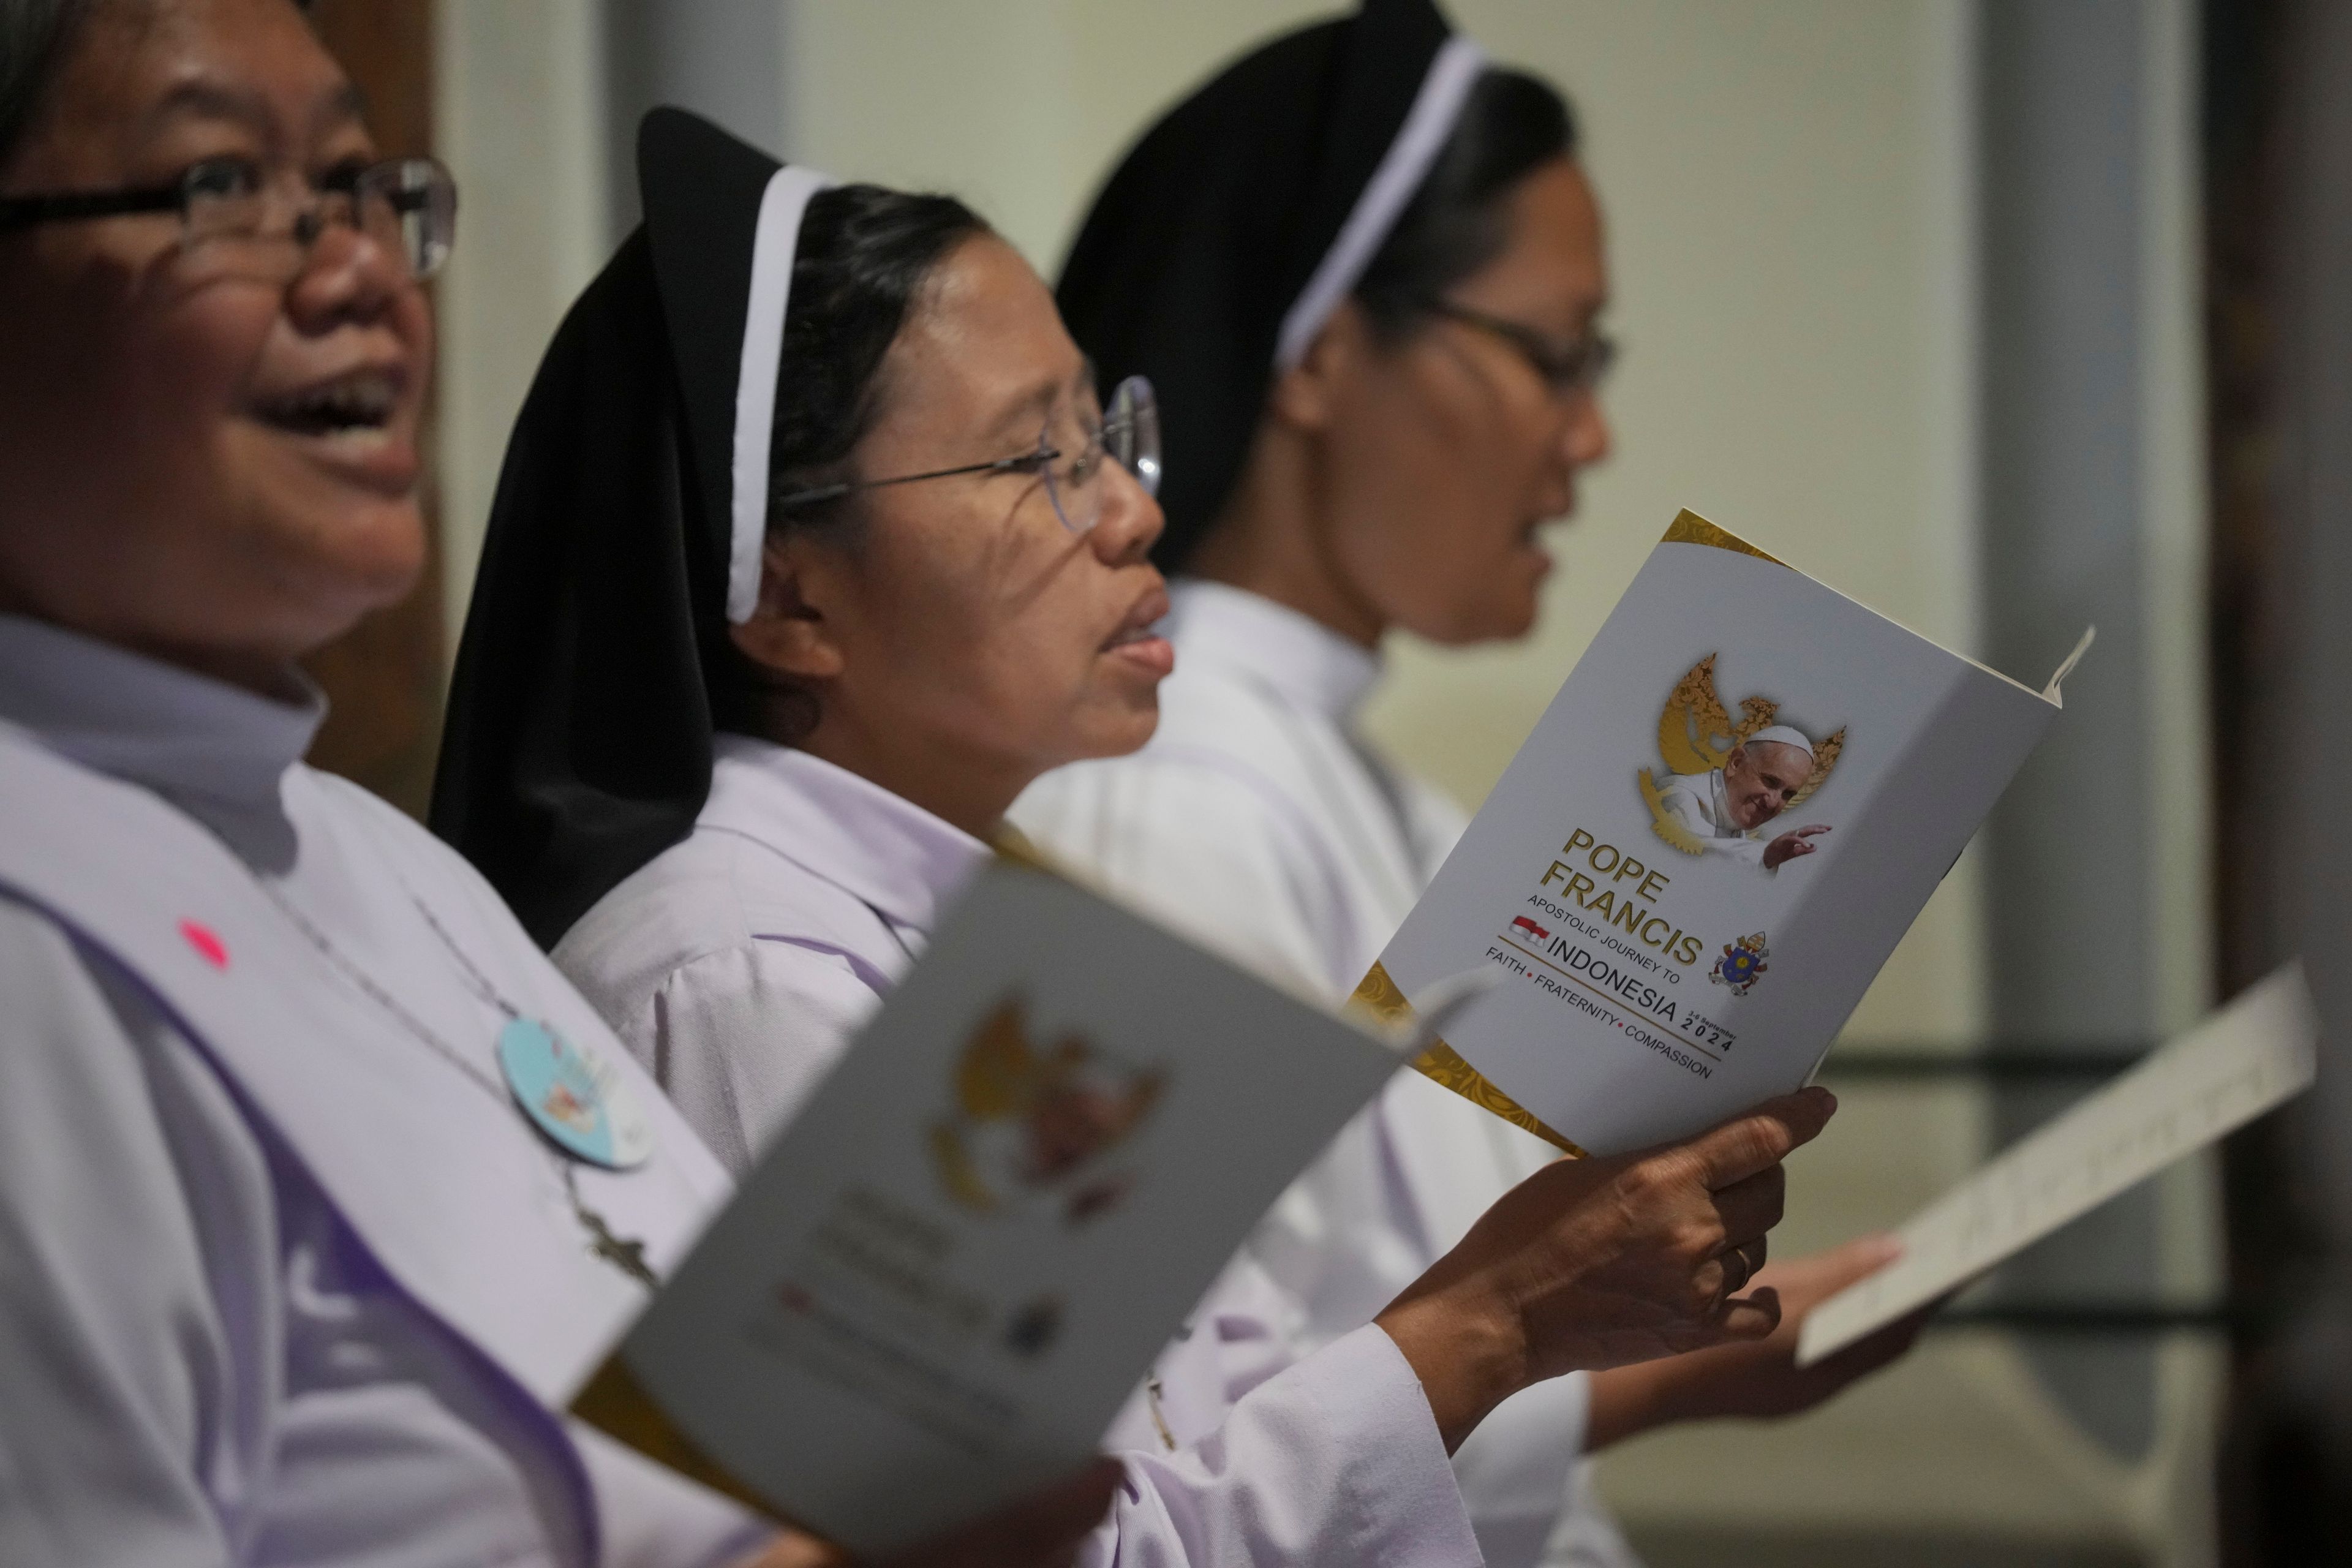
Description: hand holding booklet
xmin=1362 ymin=509 xmax=2093 ymax=1156
xmin=1359 ymin=507 xmax=2316 ymax=1367
xmin=561 ymin=506 xmax=2132 ymax=1551
xmin=570 ymin=857 xmax=1418 ymax=1554
xmin=562 ymin=850 xmax=1825 ymax=1556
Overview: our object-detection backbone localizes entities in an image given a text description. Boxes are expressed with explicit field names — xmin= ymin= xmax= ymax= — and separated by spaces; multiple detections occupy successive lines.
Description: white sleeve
xmin=1657 ymin=782 xmax=1765 ymax=865
xmin=1015 ymin=761 xmax=1347 ymax=999
xmin=631 ymin=941 xmax=883 ymax=1177
xmin=572 ymin=1423 xmax=775 ymax=1568
xmin=1099 ymin=1252 xmax=1312 ymax=1457
xmin=1085 ymin=1324 xmax=1481 ymax=1568
xmin=1450 ymin=1376 xmax=1593 ymax=1568
xmin=1702 ymin=835 xmax=1768 ymax=866
xmin=0 ymin=900 xmax=269 ymax=1568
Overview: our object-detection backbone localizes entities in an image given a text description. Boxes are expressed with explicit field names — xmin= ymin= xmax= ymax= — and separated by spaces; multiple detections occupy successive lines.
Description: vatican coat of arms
xmin=1710 ymin=932 xmax=1772 ymax=996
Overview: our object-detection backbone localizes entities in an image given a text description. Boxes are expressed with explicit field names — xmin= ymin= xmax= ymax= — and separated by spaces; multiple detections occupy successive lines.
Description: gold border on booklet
xmin=1352 ymin=961 xmax=1587 ymax=1158
xmin=573 ymin=1351 xmax=796 ymax=1527
xmin=1662 ymin=508 xmax=1785 ymax=566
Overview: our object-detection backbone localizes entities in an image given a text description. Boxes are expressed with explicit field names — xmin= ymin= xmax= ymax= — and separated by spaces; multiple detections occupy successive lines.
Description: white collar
xmin=1164 ymin=579 xmax=1384 ymax=724
xmin=0 ymin=614 xmax=323 ymax=815
xmin=700 ymin=734 xmax=992 ymax=936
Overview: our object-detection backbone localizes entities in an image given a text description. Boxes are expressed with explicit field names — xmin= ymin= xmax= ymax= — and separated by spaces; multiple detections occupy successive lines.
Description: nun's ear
xmin=728 ymin=536 xmax=846 ymax=684
xmin=1267 ymin=296 xmax=1378 ymax=434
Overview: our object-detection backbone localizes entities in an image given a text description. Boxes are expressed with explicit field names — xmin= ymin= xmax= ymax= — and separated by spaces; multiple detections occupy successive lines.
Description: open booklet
xmin=568 ymin=856 xmax=1436 ymax=1555
xmin=1359 ymin=510 xmax=2093 ymax=1156
xmin=1796 ymin=962 xmax=2318 ymax=1365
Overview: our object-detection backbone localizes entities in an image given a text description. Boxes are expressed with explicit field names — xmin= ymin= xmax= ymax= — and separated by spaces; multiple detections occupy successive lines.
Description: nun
xmin=432 ymin=103 xmax=1839 ymax=1567
xmin=1012 ymin=2 xmax=1921 ymax=1561
xmin=0 ymin=2 xmax=1132 ymax=1562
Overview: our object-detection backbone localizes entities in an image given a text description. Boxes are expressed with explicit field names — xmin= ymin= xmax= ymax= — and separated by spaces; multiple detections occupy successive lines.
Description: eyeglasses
xmin=0 ymin=155 xmax=457 ymax=282
xmin=775 ymin=373 xmax=1161 ymax=535
xmin=1419 ymin=298 xmax=1616 ymax=401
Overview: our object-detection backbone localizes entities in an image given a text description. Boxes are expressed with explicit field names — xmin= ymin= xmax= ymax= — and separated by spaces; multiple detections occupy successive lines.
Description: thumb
xmin=1689 ymin=1087 xmax=1838 ymax=1189
xmin=1713 ymin=1284 xmax=1784 ymax=1343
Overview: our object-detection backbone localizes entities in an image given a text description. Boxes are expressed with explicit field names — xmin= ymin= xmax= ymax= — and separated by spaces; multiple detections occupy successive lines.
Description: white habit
xmin=1014 ymin=579 xmax=1638 ymax=1568
xmin=0 ymin=616 xmax=763 ymax=1568
xmin=1652 ymin=767 xmax=1773 ymax=866
xmin=555 ymin=734 xmax=1484 ymax=1566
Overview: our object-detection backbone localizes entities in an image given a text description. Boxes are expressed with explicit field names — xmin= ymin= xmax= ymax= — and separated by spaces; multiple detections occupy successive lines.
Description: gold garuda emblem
xmin=1638 ymin=654 xmax=1843 ymax=855
xmin=930 ymin=997 xmax=1164 ymax=1225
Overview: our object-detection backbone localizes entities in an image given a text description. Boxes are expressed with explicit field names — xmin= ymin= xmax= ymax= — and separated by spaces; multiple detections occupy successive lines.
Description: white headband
xmin=1746 ymin=725 xmax=1816 ymax=760
xmin=728 ymin=164 xmax=834 ymax=624
xmin=1273 ymin=33 xmax=1488 ymax=372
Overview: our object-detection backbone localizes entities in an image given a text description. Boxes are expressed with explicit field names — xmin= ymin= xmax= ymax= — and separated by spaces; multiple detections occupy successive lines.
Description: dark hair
xmin=0 ymin=0 xmax=86 ymax=168
xmin=1 ymin=0 xmax=319 ymax=172
xmin=710 ymin=181 xmax=990 ymax=742
xmin=1352 ymin=67 xmax=1579 ymax=341
xmin=761 ymin=183 xmax=989 ymax=530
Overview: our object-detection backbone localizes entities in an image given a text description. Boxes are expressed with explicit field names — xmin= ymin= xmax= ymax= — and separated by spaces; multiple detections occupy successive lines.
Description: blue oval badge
xmin=497 ymin=1017 xmax=654 ymax=1170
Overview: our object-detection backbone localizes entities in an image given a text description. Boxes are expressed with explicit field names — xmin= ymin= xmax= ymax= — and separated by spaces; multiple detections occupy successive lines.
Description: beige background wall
xmin=433 ymin=0 xmax=609 ymax=643
xmin=431 ymin=4 xmax=2213 ymax=1559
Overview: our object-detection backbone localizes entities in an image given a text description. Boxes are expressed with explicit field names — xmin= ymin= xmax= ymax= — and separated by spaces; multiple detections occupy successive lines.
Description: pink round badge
xmin=179 ymin=919 xmax=229 ymax=970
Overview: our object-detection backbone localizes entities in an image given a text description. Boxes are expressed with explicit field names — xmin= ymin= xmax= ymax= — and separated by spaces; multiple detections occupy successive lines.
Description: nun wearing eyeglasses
xmin=434 ymin=91 xmax=1841 ymax=1568
xmin=441 ymin=105 xmax=1319 ymax=1495
xmin=0 ymin=2 xmax=1164 ymax=1564
xmin=1012 ymin=3 xmax=1923 ymax=1563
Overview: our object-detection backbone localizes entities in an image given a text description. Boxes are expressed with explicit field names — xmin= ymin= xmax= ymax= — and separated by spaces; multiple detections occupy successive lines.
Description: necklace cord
xmin=249 ymin=875 xmax=658 ymax=1291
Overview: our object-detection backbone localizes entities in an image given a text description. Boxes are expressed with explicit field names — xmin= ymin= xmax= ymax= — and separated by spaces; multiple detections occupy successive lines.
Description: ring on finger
xmin=1718 ymin=1237 xmax=1768 ymax=1295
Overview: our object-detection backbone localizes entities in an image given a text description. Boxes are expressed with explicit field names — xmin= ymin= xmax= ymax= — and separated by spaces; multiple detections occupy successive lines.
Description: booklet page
xmin=1795 ymin=963 xmax=2317 ymax=1366
xmin=573 ymin=859 xmax=1403 ymax=1554
xmin=1370 ymin=511 xmax=2069 ymax=1156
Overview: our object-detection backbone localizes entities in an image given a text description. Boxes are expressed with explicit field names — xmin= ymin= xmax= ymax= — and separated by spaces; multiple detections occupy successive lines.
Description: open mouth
xmin=1521 ymin=509 xmax=1569 ymax=546
xmin=252 ymin=366 xmax=404 ymax=439
xmin=1099 ymin=583 xmax=1175 ymax=680
xmin=1102 ymin=585 xmax=1171 ymax=652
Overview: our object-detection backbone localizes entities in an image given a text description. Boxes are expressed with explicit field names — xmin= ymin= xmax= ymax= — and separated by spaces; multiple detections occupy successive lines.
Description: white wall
xmin=432 ymin=0 xmax=610 ymax=643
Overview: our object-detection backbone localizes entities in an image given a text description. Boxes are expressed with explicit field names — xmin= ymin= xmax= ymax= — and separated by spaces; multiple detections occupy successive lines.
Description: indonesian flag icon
xmin=1511 ymin=916 xmax=1550 ymax=941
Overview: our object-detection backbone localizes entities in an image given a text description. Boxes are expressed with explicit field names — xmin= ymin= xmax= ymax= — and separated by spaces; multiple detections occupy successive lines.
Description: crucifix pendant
xmin=575 ymin=1200 xmax=658 ymax=1290
xmin=1146 ymin=1374 xmax=1176 ymax=1451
